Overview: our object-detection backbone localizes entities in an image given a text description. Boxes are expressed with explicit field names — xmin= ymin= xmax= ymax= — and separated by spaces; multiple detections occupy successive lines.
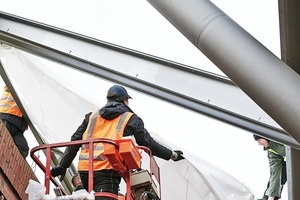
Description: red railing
xmin=30 ymin=138 xmax=161 ymax=200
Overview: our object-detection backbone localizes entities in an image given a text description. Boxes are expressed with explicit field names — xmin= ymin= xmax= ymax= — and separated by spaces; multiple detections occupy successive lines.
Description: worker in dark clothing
xmin=71 ymin=173 xmax=84 ymax=192
xmin=71 ymin=173 xmax=88 ymax=200
xmin=0 ymin=86 xmax=29 ymax=158
xmin=51 ymin=84 xmax=184 ymax=200
xmin=253 ymin=135 xmax=287 ymax=200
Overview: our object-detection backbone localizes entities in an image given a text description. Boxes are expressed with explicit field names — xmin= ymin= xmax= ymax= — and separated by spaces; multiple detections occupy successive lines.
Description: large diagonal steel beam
xmin=146 ymin=0 xmax=300 ymax=144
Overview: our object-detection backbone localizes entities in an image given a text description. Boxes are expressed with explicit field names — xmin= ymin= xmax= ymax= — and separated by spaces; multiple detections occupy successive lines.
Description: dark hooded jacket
xmin=60 ymin=101 xmax=173 ymax=168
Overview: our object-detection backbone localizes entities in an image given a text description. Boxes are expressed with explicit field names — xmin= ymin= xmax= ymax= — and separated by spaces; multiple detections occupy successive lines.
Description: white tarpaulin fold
xmin=0 ymin=45 xmax=255 ymax=200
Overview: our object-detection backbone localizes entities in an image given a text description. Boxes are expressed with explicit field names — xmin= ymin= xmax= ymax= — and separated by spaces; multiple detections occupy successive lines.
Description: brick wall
xmin=0 ymin=122 xmax=37 ymax=200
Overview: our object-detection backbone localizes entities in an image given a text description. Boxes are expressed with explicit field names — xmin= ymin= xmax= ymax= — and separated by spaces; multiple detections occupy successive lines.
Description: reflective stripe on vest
xmin=78 ymin=111 xmax=133 ymax=171
xmin=0 ymin=89 xmax=22 ymax=117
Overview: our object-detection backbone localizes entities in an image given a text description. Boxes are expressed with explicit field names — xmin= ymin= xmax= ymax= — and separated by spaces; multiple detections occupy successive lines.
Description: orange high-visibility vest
xmin=0 ymin=86 xmax=23 ymax=117
xmin=78 ymin=111 xmax=133 ymax=171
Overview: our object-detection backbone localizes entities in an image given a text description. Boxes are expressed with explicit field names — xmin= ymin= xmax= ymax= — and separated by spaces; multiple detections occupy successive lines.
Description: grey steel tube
xmin=147 ymin=0 xmax=300 ymax=144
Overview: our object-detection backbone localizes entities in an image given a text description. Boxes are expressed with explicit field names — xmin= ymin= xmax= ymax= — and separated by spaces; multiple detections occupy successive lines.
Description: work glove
xmin=171 ymin=150 xmax=185 ymax=161
xmin=51 ymin=165 xmax=66 ymax=181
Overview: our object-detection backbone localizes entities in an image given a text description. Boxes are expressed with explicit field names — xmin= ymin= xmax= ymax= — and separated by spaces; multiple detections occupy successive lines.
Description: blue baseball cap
xmin=106 ymin=85 xmax=132 ymax=100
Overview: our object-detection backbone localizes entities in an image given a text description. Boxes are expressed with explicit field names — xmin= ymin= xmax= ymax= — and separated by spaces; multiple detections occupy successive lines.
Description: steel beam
xmin=0 ymin=11 xmax=298 ymax=148
xmin=146 ymin=0 xmax=300 ymax=199
xmin=146 ymin=0 xmax=300 ymax=144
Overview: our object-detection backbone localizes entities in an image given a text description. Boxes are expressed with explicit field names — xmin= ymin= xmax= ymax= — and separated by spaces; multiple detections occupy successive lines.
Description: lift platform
xmin=29 ymin=138 xmax=161 ymax=200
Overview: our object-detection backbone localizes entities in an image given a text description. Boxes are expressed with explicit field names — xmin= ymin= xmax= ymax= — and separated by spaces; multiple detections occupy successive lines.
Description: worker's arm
xmin=51 ymin=112 xmax=91 ymax=180
xmin=124 ymin=114 xmax=184 ymax=161
xmin=60 ymin=113 xmax=90 ymax=167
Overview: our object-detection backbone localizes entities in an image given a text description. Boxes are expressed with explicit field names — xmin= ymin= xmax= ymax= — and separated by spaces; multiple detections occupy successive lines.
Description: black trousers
xmin=2 ymin=119 xmax=29 ymax=158
xmin=80 ymin=169 xmax=121 ymax=200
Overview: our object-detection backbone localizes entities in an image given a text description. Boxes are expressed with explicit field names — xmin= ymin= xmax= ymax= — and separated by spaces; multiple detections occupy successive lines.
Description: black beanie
xmin=253 ymin=134 xmax=270 ymax=142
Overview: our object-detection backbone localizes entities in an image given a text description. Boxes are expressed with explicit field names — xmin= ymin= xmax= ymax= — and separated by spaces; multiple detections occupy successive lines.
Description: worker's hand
xmin=171 ymin=150 xmax=185 ymax=161
xmin=51 ymin=165 xmax=66 ymax=181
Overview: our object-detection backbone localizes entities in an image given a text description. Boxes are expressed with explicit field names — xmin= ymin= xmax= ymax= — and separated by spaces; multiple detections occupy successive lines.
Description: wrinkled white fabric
xmin=1 ymin=45 xmax=255 ymax=200
xmin=25 ymin=179 xmax=95 ymax=200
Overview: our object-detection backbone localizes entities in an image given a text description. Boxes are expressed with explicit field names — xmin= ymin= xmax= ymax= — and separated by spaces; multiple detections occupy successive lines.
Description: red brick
xmin=0 ymin=122 xmax=36 ymax=200
xmin=0 ymin=171 xmax=19 ymax=200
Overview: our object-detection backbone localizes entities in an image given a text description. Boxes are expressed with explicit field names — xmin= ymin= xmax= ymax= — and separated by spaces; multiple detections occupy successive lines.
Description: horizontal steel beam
xmin=0 ymin=11 xmax=298 ymax=148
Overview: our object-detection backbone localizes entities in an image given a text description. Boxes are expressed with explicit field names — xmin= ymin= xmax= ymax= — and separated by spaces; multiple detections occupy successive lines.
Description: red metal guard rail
xmin=30 ymin=138 xmax=161 ymax=200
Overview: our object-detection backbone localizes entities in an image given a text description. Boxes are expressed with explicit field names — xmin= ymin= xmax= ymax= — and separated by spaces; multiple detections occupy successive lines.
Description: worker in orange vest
xmin=51 ymin=84 xmax=184 ymax=200
xmin=0 ymin=86 xmax=29 ymax=158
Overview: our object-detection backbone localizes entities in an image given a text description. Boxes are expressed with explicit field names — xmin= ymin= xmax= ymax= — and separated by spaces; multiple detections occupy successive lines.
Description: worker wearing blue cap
xmin=51 ymin=84 xmax=184 ymax=199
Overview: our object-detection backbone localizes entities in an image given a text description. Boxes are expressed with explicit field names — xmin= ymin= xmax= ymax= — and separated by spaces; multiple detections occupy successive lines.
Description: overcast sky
xmin=1 ymin=0 xmax=286 ymax=199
